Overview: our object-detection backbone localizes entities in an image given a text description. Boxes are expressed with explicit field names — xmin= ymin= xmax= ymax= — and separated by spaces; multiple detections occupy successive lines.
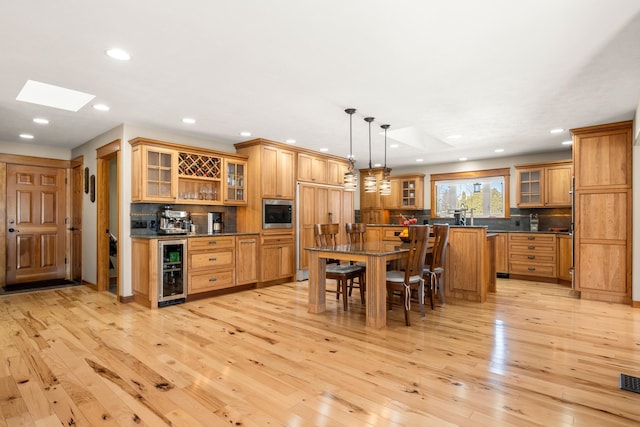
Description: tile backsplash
xmin=130 ymin=203 xmax=238 ymax=235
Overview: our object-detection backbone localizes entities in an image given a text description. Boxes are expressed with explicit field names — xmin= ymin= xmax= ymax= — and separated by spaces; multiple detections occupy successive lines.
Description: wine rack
xmin=178 ymin=152 xmax=222 ymax=179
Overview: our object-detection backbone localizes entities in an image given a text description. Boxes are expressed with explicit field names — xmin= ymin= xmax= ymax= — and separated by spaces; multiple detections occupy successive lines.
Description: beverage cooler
xmin=158 ymin=239 xmax=187 ymax=306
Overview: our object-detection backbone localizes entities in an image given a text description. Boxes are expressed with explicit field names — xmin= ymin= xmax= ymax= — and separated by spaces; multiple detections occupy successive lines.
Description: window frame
xmin=430 ymin=168 xmax=511 ymax=219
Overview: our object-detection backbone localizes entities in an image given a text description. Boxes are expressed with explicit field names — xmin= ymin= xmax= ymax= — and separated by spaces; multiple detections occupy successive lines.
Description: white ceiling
xmin=1 ymin=1 xmax=639 ymax=168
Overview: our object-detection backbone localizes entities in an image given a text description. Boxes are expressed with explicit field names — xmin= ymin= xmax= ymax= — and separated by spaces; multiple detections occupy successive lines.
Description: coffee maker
xmin=158 ymin=206 xmax=190 ymax=234
xmin=208 ymin=212 xmax=224 ymax=234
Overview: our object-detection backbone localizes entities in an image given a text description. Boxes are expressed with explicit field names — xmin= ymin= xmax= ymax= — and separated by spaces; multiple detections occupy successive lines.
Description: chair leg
xmin=402 ymin=290 xmax=411 ymax=326
xmin=437 ymin=274 xmax=445 ymax=305
xmin=359 ymin=272 xmax=365 ymax=304
xmin=342 ymin=279 xmax=349 ymax=310
xmin=336 ymin=279 xmax=340 ymax=300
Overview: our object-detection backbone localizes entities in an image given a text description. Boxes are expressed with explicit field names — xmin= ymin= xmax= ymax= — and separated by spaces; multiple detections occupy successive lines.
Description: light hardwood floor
xmin=1 ymin=279 xmax=639 ymax=426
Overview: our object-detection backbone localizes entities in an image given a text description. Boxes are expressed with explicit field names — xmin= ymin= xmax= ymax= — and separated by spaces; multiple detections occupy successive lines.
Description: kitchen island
xmin=367 ymin=224 xmax=495 ymax=303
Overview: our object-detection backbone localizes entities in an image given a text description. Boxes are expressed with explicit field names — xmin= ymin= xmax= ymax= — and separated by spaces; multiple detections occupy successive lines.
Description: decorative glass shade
xmin=343 ymin=170 xmax=357 ymax=191
xmin=364 ymin=172 xmax=377 ymax=193
xmin=344 ymin=108 xmax=358 ymax=192
xmin=379 ymin=177 xmax=391 ymax=196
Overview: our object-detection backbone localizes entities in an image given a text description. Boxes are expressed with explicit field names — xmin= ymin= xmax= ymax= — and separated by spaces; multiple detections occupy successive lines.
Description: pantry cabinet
xmin=515 ymin=160 xmax=572 ymax=208
xmin=571 ymin=120 xmax=632 ymax=303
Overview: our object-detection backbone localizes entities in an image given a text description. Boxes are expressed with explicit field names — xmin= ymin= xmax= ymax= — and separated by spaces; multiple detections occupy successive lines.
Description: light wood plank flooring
xmin=1 ymin=279 xmax=639 ymax=426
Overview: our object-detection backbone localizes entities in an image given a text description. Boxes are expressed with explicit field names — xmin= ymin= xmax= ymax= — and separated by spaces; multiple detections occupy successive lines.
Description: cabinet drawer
xmin=189 ymin=236 xmax=235 ymax=251
xmin=262 ymin=235 xmax=294 ymax=246
xmin=509 ymin=252 xmax=556 ymax=264
xmin=509 ymin=233 xmax=556 ymax=244
xmin=509 ymin=262 xmax=556 ymax=277
xmin=189 ymin=269 xmax=235 ymax=293
xmin=509 ymin=242 xmax=555 ymax=253
xmin=190 ymin=250 xmax=234 ymax=269
xmin=383 ymin=228 xmax=403 ymax=240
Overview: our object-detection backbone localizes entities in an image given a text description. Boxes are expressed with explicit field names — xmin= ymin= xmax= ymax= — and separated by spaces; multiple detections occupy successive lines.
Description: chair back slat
xmin=345 ymin=223 xmax=367 ymax=244
xmin=430 ymin=224 xmax=450 ymax=270
xmin=314 ymin=223 xmax=340 ymax=247
xmin=404 ymin=225 xmax=430 ymax=284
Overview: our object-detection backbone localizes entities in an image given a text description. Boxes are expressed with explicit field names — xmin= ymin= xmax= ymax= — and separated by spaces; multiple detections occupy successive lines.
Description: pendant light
xmin=379 ymin=124 xmax=391 ymax=196
xmin=363 ymin=116 xmax=377 ymax=193
xmin=343 ymin=108 xmax=357 ymax=191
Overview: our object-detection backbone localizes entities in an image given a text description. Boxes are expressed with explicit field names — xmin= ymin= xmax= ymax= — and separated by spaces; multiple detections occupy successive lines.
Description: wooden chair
xmin=423 ymin=224 xmax=449 ymax=309
xmin=345 ymin=223 xmax=367 ymax=298
xmin=385 ymin=225 xmax=430 ymax=326
xmin=314 ymin=224 xmax=365 ymax=309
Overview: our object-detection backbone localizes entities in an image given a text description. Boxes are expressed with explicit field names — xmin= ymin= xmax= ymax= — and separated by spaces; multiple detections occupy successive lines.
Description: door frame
xmin=0 ymin=154 xmax=71 ymax=287
xmin=70 ymin=156 xmax=84 ymax=283
xmin=96 ymin=140 xmax=121 ymax=294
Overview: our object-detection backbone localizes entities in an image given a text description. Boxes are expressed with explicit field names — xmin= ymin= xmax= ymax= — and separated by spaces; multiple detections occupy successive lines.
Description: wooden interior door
xmin=6 ymin=164 xmax=67 ymax=284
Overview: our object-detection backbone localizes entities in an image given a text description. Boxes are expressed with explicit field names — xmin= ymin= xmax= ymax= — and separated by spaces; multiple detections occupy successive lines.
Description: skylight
xmin=16 ymin=80 xmax=95 ymax=112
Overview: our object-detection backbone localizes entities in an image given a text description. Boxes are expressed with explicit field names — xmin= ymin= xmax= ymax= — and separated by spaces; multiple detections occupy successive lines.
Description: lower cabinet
xmin=236 ymin=235 xmax=258 ymax=285
xmin=557 ymin=234 xmax=572 ymax=282
xmin=188 ymin=236 xmax=236 ymax=293
xmin=261 ymin=232 xmax=295 ymax=282
xmin=508 ymin=233 xmax=557 ymax=279
xmin=494 ymin=232 xmax=509 ymax=274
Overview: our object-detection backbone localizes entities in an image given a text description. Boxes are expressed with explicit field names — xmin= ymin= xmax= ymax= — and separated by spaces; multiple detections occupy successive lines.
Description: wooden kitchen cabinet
xmin=131 ymin=143 xmax=178 ymax=202
xmin=188 ymin=236 xmax=236 ymax=294
xmin=327 ymin=159 xmax=347 ymax=186
xmin=223 ymin=159 xmax=247 ymax=205
xmin=236 ymin=235 xmax=258 ymax=285
xmin=443 ymin=226 xmax=492 ymax=303
xmin=571 ymin=121 xmax=632 ymax=303
xmin=515 ymin=160 xmax=572 ymax=208
xmin=508 ymin=233 xmax=557 ymax=279
xmin=493 ymin=232 xmax=509 ymax=275
xmin=261 ymin=145 xmax=295 ymax=199
xmin=261 ymin=232 xmax=295 ymax=283
xmin=557 ymin=234 xmax=572 ymax=283
xmin=297 ymin=152 xmax=327 ymax=183
xmin=359 ymin=167 xmax=386 ymax=210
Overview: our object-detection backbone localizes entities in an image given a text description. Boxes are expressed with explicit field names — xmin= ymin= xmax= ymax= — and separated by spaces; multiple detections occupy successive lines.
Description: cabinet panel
xmin=189 ymin=269 xmax=235 ymax=293
xmin=262 ymin=146 xmax=295 ymax=198
xmin=545 ymin=165 xmax=572 ymax=207
xmin=494 ymin=232 xmax=508 ymax=274
xmin=236 ymin=236 xmax=258 ymax=285
xmin=298 ymin=153 xmax=327 ymax=183
xmin=557 ymin=235 xmax=572 ymax=282
xmin=189 ymin=236 xmax=235 ymax=251
xmin=190 ymin=251 xmax=234 ymax=269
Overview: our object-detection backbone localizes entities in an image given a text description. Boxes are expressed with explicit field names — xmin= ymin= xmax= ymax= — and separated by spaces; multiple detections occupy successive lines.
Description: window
xmin=430 ymin=168 xmax=510 ymax=218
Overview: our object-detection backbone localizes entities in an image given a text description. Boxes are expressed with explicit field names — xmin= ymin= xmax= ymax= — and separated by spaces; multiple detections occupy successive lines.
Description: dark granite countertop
xmin=131 ymin=232 xmax=259 ymax=239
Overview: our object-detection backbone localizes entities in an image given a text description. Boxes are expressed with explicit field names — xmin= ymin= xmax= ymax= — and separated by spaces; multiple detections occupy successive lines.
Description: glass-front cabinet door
xmin=143 ymin=146 xmax=177 ymax=202
xmin=224 ymin=159 xmax=247 ymax=204
xmin=516 ymin=168 xmax=543 ymax=207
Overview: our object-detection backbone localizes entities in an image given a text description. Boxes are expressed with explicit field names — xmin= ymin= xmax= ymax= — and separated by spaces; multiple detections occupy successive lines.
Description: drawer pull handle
xmin=209 ymin=278 xmax=217 ymax=282
xmin=209 ymin=257 xmax=217 ymax=261
xmin=528 ymin=245 xmax=535 ymax=249
xmin=527 ymin=236 xmax=535 ymax=240
xmin=208 ymin=241 xmax=217 ymax=245
xmin=528 ymin=267 xmax=536 ymax=271
xmin=241 ymin=240 xmax=256 ymax=244
xmin=528 ymin=255 xmax=535 ymax=259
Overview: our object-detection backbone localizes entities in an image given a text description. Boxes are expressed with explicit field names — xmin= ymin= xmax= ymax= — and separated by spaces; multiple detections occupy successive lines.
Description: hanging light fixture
xmin=363 ymin=116 xmax=377 ymax=193
xmin=343 ymin=108 xmax=357 ymax=191
xmin=474 ymin=182 xmax=482 ymax=193
xmin=379 ymin=124 xmax=391 ymax=196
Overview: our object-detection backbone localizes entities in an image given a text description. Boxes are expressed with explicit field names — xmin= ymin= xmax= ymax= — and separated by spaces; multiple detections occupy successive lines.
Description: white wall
xmin=0 ymin=141 xmax=71 ymax=159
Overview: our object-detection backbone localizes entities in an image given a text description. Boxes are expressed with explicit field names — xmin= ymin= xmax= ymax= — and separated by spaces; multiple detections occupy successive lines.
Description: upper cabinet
xmin=515 ymin=160 xmax=572 ymax=208
xmin=131 ymin=143 xmax=178 ymax=203
xmin=361 ymin=170 xmax=424 ymax=211
xmin=130 ymin=137 xmax=248 ymax=205
xmin=261 ymin=145 xmax=295 ymax=199
xmin=297 ymin=152 xmax=349 ymax=186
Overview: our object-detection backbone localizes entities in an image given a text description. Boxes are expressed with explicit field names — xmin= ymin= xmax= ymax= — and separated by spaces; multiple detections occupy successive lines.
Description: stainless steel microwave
xmin=263 ymin=199 xmax=293 ymax=229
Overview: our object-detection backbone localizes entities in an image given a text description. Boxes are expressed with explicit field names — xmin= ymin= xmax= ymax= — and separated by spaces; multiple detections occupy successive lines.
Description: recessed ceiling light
xmin=447 ymin=134 xmax=462 ymax=139
xmin=416 ymin=158 xmax=424 ymax=162
xmin=459 ymin=157 xmax=468 ymax=161
xmin=93 ymin=104 xmax=110 ymax=111
xmin=389 ymin=144 xmax=399 ymax=148
xmin=495 ymin=148 xmax=504 ymax=153
xmin=16 ymin=80 xmax=95 ymax=112
xmin=319 ymin=148 xmax=329 ymax=152
xmin=562 ymin=140 xmax=573 ymax=145
xmin=182 ymin=117 xmax=196 ymax=124
xmin=20 ymin=133 xmax=34 ymax=139
xmin=240 ymin=131 xmax=251 ymax=137
xmin=550 ymin=128 xmax=564 ymax=134
xmin=105 ymin=48 xmax=131 ymax=61
xmin=285 ymin=139 xmax=296 ymax=144
xmin=33 ymin=118 xmax=49 ymax=124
